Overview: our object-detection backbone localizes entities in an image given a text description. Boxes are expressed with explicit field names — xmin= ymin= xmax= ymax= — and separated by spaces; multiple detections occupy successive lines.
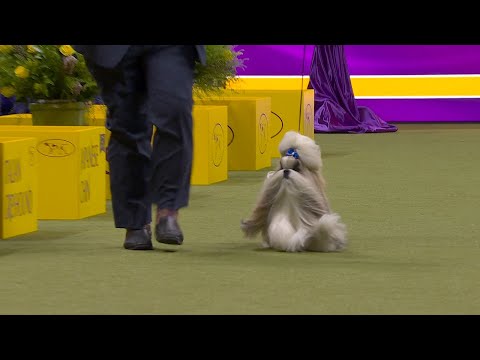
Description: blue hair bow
xmin=286 ymin=148 xmax=299 ymax=159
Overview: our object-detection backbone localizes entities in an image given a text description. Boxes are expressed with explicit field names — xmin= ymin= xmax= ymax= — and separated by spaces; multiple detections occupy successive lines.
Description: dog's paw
xmin=285 ymin=241 xmax=305 ymax=253
xmin=285 ymin=246 xmax=302 ymax=253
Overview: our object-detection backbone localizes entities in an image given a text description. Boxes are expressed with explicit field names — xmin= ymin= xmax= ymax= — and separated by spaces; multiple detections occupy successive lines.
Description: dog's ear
xmin=278 ymin=131 xmax=322 ymax=171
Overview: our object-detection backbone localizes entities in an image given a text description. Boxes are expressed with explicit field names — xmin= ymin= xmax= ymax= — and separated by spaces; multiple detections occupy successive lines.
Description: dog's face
xmin=264 ymin=132 xmax=325 ymax=196
xmin=265 ymin=151 xmax=317 ymax=194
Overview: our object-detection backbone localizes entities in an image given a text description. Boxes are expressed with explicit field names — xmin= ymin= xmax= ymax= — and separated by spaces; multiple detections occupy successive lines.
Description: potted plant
xmin=0 ymin=45 xmax=98 ymax=125
xmin=0 ymin=45 xmax=246 ymax=125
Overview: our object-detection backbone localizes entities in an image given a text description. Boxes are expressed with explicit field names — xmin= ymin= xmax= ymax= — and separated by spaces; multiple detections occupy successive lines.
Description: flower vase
xmin=30 ymin=101 xmax=87 ymax=126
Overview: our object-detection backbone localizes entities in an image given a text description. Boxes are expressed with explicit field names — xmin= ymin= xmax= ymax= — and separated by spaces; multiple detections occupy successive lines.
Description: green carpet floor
xmin=1 ymin=123 xmax=479 ymax=314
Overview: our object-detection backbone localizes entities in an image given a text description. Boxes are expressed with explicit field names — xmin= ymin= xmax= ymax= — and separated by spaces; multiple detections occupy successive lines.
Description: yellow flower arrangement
xmin=0 ymin=45 xmax=246 ymax=104
xmin=0 ymin=86 xmax=15 ymax=98
xmin=14 ymin=66 xmax=29 ymax=79
xmin=0 ymin=45 xmax=98 ymax=102
xmin=59 ymin=45 xmax=75 ymax=57
xmin=26 ymin=45 xmax=38 ymax=53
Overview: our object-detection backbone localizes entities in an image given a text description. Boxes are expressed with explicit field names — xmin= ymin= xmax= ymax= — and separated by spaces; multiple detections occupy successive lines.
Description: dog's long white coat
xmin=241 ymin=131 xmax=348 ymax=252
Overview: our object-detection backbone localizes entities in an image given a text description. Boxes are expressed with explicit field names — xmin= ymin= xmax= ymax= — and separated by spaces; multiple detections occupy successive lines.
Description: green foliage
xmin=194 ymin=45 xmax=246 ymax=97
xmin=0 ymin=45 xmax=98 ymax=102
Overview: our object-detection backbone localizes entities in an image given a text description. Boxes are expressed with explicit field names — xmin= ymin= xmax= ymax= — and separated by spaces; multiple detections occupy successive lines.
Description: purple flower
xmin=63 ymin=55 xmax=78 ymax=74
xmin=72 ymin=82 xmax=83 ymax=95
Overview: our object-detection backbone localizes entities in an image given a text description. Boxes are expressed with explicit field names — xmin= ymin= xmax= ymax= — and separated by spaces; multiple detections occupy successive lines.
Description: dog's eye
xmin=293 ymin=164 xmax=301 ymax=172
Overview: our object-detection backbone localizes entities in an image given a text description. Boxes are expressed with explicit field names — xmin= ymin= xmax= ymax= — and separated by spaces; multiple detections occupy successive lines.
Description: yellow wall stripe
xmin=227 ymin=76 xmax=480 ymax=97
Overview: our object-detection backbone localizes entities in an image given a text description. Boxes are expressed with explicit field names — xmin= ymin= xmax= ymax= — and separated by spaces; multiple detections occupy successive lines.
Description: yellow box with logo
xmin=224 ymin=78 xmax=315 ymax=158
xmin=0 ymin=137 xmax=38 ymax=239
xmin=0 ymin=114 xmax=33 ymax=126
xmin=0 ymin=126 xmax=106 ymax=220
xmin=195 ymin=96 xmax=271 ymax=171
xmin=86 ymin=105 xmax=111 ymax=200
xmin=191 ymin=105 xmax=228 ymax=185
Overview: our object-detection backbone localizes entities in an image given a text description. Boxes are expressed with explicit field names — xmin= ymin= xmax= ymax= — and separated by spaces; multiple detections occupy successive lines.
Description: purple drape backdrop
xmin=236 ymin=45 xmax=480 ymax=123
xmin=308 ymin=45 xmax=397 ymax=133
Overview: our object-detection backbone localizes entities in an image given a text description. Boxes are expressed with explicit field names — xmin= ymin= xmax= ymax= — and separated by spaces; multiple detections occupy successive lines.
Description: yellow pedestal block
xmin=195 ymin=96 xmax=272 ymax=170
xmin=0 ymin=137 xmax=38 ymax=239
xmin=191 ymin=105 xmax=228 ymax=185
xmin=86 ymin=107 xmax=111 ymax=200
xmin=222 ymin=89 xmax=314 ymax=158
xmin=0 ymin=126 xmax=106 ymax=220
xmin=0 ymin=114 xmax=33 ymax=126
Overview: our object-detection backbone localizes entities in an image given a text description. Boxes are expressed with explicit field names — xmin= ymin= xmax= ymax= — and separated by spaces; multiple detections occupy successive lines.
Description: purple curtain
xmin=309 ymin=45 xmax=397 ymax=133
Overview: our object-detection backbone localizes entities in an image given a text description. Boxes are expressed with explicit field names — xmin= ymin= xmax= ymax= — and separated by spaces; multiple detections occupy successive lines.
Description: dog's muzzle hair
xmin=241 ymin=131 xmax=347 ymax=252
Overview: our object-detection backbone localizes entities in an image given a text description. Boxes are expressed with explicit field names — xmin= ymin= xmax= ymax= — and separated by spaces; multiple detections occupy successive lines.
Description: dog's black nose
xmin=283 ymin=169 xmax=290 ymax=178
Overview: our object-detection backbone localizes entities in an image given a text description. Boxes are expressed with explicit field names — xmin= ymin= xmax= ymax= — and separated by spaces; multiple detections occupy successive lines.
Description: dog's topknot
xmin=278 ymin=131 xmax=322 ymax=171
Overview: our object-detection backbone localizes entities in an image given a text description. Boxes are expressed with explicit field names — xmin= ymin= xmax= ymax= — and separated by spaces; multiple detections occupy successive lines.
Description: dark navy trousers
xmin=87 ymin=45 xmax=196 ymax=229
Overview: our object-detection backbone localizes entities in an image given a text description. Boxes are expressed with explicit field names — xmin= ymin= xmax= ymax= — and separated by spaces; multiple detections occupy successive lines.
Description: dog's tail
xmin=306 ymin=213 xmax=348 ymax=252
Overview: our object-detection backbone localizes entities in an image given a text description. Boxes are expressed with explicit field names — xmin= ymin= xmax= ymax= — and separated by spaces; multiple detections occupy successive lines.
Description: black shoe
xmin=155 ymin=216 xmax=184 ymax=245
xmin=124 ymin=225 xmax=153 ymax=250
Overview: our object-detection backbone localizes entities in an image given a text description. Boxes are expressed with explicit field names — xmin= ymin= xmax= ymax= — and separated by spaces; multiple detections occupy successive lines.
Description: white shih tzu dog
xmin=241 ymin=131 xmax=347 ymax=252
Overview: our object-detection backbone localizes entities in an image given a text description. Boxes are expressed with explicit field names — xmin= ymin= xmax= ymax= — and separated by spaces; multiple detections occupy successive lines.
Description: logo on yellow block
xmin=212 ymin=123 xmax=224 ymax=167
xmin=305 ymin=104 xmax=313 ymax=132
xmin=258 ymin=113 xmax=268 ymax=155
xmin=37 ymin=139 xmax=76 ymax=157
